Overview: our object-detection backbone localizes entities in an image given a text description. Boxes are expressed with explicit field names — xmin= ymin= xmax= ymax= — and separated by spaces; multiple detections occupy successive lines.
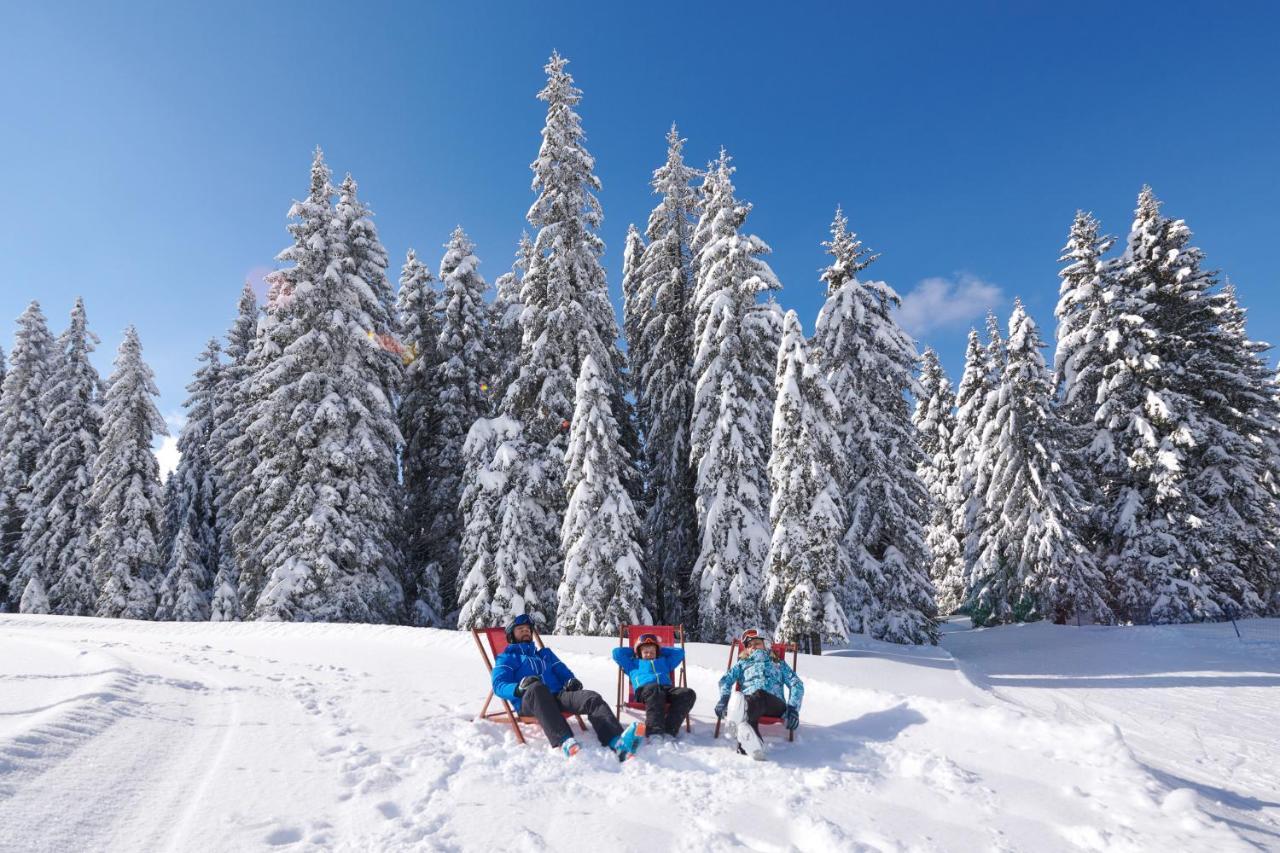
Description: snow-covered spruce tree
xmin=912 ymin=347 xmax=964 ymax=615
xmin=478 ymin=52 xmax=626 ymax=629
xmin=961 ymin=315 xmax=1007 ymax=600
xmin=416 ymin=227 xmax=491 ymax=622
xmin=633 ymin=125 xmax=702 ymax=625
xmin=1094 ymin=187 xmax=1214 ymax=623
xmin=0 ymin=302 xmax=55 ymax=608
xmin=486 ymin=234 xmax=531 ymax=412
xmin=555 ymin=352 xmax=649 ymax=634
xmin=244 ymin=153 xmax=405 ymax=622
xmin=969 ymin=300 xmax=1111 ymax=626
xmin=396 ymin=247 xmax=443 ymax=625
xmin=16 ymin=299 xmax=102 ymax=615
xmin=688 ymin=150 xmax=778 ymax=641
xmin=156 ymin=339 xmax=222 ymax=621
xmin=763 ymin=311 xmax=850 ymax=647
xmin=813 ymin=208 xmax=936 ymax=643
xmin=207 ymin=283 xmax=258 ymax=621
xmin=91 ymin=326 xmax=167 ymax=620
xmin=621 ymin=223 xmax=648 ymax=427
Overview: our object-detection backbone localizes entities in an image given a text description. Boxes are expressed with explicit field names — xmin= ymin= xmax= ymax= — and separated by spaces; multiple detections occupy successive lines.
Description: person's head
xmin=741 ymin=628 xmax=770 ymax=654
xmin=506 ymin=614 xmax=535 ymax=644
xmin=635 ymin=633 xmax=661 ymax=660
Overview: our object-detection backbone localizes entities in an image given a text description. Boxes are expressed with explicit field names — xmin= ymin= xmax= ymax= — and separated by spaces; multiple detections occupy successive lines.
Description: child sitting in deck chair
xmin=612 ymin=633 xmax=697 ymax=743
xmin=714 ymin=629 xmax=804 ymax=760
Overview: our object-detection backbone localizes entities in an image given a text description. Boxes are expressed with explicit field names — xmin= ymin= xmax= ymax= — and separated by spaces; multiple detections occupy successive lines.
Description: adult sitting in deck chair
xmin=612 ymin=631 xmax=696 ymax=743
xmin=714 ymin=628 xmax=804 ymax=760
xmin=492 ymin=615 xmax=640 ymax=760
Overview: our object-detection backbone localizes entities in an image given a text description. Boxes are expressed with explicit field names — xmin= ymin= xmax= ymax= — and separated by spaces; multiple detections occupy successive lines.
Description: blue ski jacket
xmin=718 ymin=649 xmax=804 ymax=710
xmin=612 ymin=646 xmax=685 ymax=690
xmin=491 ymin=642 xmax=575 ymax=713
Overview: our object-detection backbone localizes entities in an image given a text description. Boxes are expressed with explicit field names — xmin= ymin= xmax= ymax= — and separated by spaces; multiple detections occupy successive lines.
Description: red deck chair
xmin=614 ymin=624 xmax=693 ymax=733
xmin=712 ymin=638 xmax=800 ymax=742
xmin=472 ymin=626 xmax=587 ymax=745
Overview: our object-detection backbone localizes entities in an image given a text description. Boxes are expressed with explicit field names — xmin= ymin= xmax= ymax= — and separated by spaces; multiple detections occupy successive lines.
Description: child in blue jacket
xmin=492 ymin=614 xmax=638 ymax=759
xmin=612 ymin=633 xmax=697 ymax=741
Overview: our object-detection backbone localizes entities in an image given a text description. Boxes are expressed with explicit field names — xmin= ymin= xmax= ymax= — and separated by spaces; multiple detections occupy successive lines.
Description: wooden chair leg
xmin=502 ymin=700 xmax=526 ymax=745
xmin=576 ymin=715 xmax=588 ymax=732
xmin=477 ymin=690 xmax=494 ymax=721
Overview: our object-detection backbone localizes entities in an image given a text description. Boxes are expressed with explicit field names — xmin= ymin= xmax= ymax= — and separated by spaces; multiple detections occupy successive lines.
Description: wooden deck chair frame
xmin=712 ymin=639 xmax=800 ymax=742
xmin=472 ymin=625 xmax=587 ymax=745
xmin=614 ymin=624 xmax=693 ymax=733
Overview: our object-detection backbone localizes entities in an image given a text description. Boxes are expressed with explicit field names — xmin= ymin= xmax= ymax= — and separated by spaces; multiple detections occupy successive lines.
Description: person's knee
xmin=524 ymin=681 xmax=553 ymax=703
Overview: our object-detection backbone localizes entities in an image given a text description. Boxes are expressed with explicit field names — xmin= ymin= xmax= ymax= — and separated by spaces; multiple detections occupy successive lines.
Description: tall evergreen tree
xmin=962 ymin=315 xmax=1007 ymax=596
xmin=688 ymin=150 xmax=778 ymax=640
xmin=208 ymin=282 xmax=258 ymax=621
xmin=555 ymin=353 xmax=649 ymax=633
xmin=813 ymin=208 xmax=936 ymax=643
xmin=243 ymin=152 xmax=405 ymax=622
xmin=421 ymin=227 xmax=491 ymax=622
xmin=0 ymin=302 xmax=55 ymax=608
xmin=91 ymin=326 xmax=167 ymax=619
xmin=635 ymin=125 xmax=701 ymax=625
xmin=764 ymin=311 xmax=849 ymax=646
xmin=156 ymin=338 xmax=222 ymax=621
xmin=17 ymin=299 xmax=102 ymax=615
xmin=912 ymin=347 xmax=964 ymax=615
xmin=969 ymin=301 xmax=1111 ymax=626
xmin=486 ymin=234 xmax=531 ymax=411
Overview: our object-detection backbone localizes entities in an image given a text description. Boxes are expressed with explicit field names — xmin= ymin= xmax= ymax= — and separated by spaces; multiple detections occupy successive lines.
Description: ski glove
xmin=714 ymin=697 xmax=729 ymax=719
xmin=516 ymin=675 xmax=542 ymax=696
xmin=784 ymin=705 xmax=800 ymax=730
xmin=562 ymin=678 xmax=583 ymax=692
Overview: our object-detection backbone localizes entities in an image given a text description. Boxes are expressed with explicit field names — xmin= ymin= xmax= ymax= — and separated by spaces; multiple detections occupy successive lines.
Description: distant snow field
xmin=1 ymin=615 xmax=1276 ymax=852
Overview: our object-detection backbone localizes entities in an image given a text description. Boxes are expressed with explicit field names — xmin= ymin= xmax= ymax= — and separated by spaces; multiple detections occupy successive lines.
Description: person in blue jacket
xmin=612 ymin=633 xmax=697 ymax=741
xmin=492 ymin=614 xmax=639 ymax=759
xmin=714 ymin=629 xmax=803 ymax=759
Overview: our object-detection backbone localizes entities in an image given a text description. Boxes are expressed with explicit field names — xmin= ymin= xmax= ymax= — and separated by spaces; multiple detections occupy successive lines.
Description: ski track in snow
xmin=0 ymin=615 xmax=1272 ymax=852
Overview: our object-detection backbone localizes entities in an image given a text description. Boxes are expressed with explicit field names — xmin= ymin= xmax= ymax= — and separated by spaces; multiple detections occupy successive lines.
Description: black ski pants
xmin=635 ymin=683 xmax=697 ymax=736
xmin=744 ymin=690 xmax=788 ymax=737
xmin=520 ymin=683 xmax=624 ymax=748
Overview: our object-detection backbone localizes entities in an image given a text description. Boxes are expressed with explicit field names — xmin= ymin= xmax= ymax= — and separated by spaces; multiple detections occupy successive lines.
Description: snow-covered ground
xmin=1 ymin=615 xmax=1276 ymax=852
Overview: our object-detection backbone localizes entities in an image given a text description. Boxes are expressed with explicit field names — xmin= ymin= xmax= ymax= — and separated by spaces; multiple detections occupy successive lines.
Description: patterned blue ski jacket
xmin=717 ymin=649 xmax=804 ymax=710
xmin=491 ymin=642 xmax=575 ymax=713
xmin=612 ymin=646 xmax=685 ymax=690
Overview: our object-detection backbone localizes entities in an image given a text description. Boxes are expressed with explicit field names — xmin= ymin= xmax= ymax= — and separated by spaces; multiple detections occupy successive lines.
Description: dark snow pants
xmin=635 ymin=683 xmax=697 ymax=736
xmin=520 ymin=683 xmax=624 ymax=748
xmin=744 ymin=690 xmax=788 ymax=737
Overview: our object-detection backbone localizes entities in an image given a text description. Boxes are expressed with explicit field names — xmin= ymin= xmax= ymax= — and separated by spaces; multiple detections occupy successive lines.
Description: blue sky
xmin=2 ymin=1 xmax=1278 ymax=465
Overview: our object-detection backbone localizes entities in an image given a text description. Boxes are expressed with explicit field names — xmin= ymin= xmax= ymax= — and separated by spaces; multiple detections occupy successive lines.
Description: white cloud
xmin=154 ymin=410 xmax=187 ymax=482
xmin=895 ymin=273 xmax=1004 ymax=338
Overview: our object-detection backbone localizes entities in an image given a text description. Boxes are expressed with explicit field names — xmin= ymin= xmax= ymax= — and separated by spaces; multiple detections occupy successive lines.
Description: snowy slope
xmin=0 ymin=615 xmax=1273 ymax=852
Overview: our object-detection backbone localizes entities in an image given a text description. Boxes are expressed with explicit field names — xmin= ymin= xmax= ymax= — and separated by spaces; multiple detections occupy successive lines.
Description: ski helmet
xmin=634 ymin=632 xmax=662 ymax=655
xmin=506 ymin=613 xmax=535 ymax=644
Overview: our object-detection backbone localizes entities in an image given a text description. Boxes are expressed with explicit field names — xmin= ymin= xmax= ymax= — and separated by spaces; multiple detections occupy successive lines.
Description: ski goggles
xmin=635 ymin=633 xmax=662 ymax=650
xmin=741 ymin=629 xmax=770 ymax=648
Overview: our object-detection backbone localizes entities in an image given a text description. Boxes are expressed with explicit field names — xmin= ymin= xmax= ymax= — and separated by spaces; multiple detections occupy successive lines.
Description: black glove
xmin=562 ymin=677 xmax=583 ymax=692
xmin=784 ymin=705 xmax=800 ymax=730
xmin=714 ymin=697 xmax=728 ymax=719
xmin=516 ymin=675 xmax=541 ymax=696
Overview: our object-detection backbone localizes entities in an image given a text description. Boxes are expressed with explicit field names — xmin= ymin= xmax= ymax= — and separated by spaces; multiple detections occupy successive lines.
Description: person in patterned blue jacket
xmin=714 ymin=629 xmax=803 ymax=758
xmin=612 ymin=633 xmax=697 ymax=740
xmin=492 ymin=615 xmax=638 ymax=759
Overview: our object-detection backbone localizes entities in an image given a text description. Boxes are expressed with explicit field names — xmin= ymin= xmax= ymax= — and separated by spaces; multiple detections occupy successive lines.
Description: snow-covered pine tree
xmin=486 ymin=234 xmax=531 ymax=411
xmin=244 ymin=153 xmax=405 ymax=622
xmin=17 ymin=299 xmax=102 ymax=615
xmin=1094 ymin=187 xmax=1210 ymax=623
xmin=763 ymin=310 xmax=849 ymax=647
xmin=634 ymin=125 xmax=701 ymax=625
xmin=479 ymin=52 xmax=625 ymax=629
xmin=396 ymin=247 xmax=443 ymax=624
xmin=0 ymin=302 xmax=55 ymax=608
xmin=156 ymin=338 xmax=222 ymax=621
xmin=912 ymin=347 xmax=964 ymax=615
xmin=621 ymin=223 xmax=648 ymax=426
xmin=969 ymin=300 xmax=1111 ymax=626
xmin=813 ymin=208 xmax=936 ymax=643
xmin=555 ymin=352 xmax=649 ymax=634
xmin=416 ymin=227 xmax=491 ymax=622
xmin=688 ymin=150 xmax=778 ymax=640
xmin=961 ymin=315 xmax=1007 ymax=600
xmin=208 ymin=282 xmax=258 ymax=621
xmin=91 ymin=326 xmax=167 ymax=620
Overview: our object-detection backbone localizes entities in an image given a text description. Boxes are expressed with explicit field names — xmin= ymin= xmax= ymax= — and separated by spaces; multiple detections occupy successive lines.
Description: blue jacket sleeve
xmin=781 ymin=663 xmax=804 ymax=710
xmin=612 ymin=647 xmax=635 ymax=671
xmin=492 ymin=652 xmax=520 ymax=701
xmin=544 ymin=648 xmax=575 ymax=685
xmin=661 ymin=647 xmax=685 ymax=669
xmin=717 ymin=661 xmax=744 ymax=700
